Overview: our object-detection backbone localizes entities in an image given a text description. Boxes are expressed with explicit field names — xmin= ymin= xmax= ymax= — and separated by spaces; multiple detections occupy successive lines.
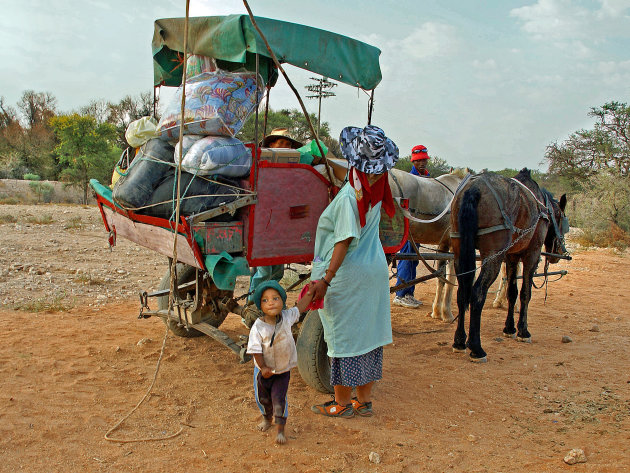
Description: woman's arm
xmin=310 ymin=236 xmax=353 ymax=301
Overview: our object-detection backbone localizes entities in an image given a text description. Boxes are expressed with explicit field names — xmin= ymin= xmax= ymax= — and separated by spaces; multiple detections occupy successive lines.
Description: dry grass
xmin=13 ymin=292 xmax=75 ymax=313
xmin=0 ymin=214 xmax=18 ymax=224
xmin=25 ymin=214 xmax=54 ymax=224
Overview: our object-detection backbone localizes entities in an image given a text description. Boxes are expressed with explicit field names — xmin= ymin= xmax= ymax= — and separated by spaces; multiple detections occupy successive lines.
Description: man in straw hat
xmin=309 ymin=124 xmax=398 ymax=418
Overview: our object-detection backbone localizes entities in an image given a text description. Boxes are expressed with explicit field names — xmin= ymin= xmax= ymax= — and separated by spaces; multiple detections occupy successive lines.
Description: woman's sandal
xmin=351 ymin=397 xmax=373 ymax=417
xmin=311 ymin=400 xmax=354 ymax=418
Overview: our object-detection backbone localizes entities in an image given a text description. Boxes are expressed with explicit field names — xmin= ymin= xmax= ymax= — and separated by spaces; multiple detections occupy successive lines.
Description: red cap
xmin=411 ymin=145 xmax=430 ymax=161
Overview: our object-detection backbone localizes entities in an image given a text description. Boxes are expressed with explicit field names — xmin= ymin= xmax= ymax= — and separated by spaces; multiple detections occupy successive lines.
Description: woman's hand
xmin=310 ymin=279 xmax=328 ymax=302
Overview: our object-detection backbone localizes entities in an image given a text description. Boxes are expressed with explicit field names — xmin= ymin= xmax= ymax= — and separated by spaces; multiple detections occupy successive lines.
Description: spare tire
xmin=296 ymin=310 xmax=333 ymax=393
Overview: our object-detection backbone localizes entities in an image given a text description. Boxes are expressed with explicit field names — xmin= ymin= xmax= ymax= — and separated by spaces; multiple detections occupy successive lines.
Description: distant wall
xmin=0 ymin=179 xmax=96 ymax=205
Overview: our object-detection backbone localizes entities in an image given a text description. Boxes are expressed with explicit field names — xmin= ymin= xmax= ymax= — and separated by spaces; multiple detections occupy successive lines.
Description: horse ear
xmin=559 ymin=194 xmax=567 ymax=211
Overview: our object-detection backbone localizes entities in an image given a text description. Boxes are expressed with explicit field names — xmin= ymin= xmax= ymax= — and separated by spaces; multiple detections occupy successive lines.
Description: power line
xmin=305 ymin=77 xmax=337 ymax=136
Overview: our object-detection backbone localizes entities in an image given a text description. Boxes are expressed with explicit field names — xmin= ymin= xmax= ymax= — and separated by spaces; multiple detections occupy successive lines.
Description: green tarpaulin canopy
xmin=152 ymin=15 xmax=382 ymax=90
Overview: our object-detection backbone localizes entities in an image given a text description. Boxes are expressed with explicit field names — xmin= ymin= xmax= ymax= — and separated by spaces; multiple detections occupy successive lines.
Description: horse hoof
xmin=503 ymin=332 xmax=516 ymax=339
xmin=517 ymin=336 xmax=532 ymax=343
xmin=470 ymin=356 xmax=488 ymax=363
xmin=452 ymin=347 xmax=466 ymax=353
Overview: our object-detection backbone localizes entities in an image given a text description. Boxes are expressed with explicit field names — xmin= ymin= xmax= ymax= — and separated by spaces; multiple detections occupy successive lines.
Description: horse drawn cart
xmin=90 ymin=13 xmax=411 ymax=393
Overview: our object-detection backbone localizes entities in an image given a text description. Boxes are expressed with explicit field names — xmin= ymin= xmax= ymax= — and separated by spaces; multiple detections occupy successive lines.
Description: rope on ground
xmin=104 ymin=323 xmax=184 ymax=443
xmin=105 ymin=0 xmax=190 ymax=445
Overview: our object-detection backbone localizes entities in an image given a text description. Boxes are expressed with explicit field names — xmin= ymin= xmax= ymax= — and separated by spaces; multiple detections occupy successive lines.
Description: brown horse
xmin=450 ymin=169 xmax=568 ymax=362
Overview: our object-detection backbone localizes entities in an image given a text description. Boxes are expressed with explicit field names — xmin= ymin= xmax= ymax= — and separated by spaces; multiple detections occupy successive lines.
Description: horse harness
xmin=390 ymin=172 xmax=470 ymax=225
xmin=449 ymin=173 xmax=557 ymax=246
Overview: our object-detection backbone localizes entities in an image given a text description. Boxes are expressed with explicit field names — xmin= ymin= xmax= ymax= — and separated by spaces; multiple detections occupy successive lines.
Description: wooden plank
xmin=103 ymin=207 xmax=201 ymax=269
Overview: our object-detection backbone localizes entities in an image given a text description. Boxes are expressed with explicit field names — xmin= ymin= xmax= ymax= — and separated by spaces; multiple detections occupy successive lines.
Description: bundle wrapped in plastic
xmin=157 ymin=70 xmax=264 ymax=139
xmin=112 ymin=138 xmax=174 ymax=210
xmin=125 ymin=116 xmax=158 ymax=148
xmin=136 ymin=170 xmax=241 ymax=220
xmin=181 ymin=136 xmax=251 ymax=178
xmin=186 ymin=54 xmax=217 ymax=78
xmin=173 ymin=135 xmax=203 ymax=162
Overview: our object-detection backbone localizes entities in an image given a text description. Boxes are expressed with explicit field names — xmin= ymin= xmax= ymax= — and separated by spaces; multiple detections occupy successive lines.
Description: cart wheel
xmin=157 ymin=263 xmax=232 ymax=338
xmin=296 ymin=310 xmax=333 ymax=393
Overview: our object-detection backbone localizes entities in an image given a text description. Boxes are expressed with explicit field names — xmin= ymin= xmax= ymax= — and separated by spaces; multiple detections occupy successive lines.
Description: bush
xmin=28 ymin=181 xmax=55 ymax=203
xmin=23 ymin=173 xmax=40 ymax=181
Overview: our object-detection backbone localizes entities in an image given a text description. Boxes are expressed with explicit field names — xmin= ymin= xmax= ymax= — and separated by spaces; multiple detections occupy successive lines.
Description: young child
xmin=246 ymin=280 xmax=314 ymax=444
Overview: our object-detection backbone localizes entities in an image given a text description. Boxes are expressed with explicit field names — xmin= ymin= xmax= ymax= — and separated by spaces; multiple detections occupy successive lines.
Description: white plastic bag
xmin=125 ymin=116 xmax=158 ymax=148
xmin=173 ymin=135 xmax=203 ymax=163
xmin=181 ymin=136 xmax=251 ymax=177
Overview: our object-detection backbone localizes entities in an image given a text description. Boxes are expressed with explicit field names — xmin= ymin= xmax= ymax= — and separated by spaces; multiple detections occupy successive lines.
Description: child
xmin=246 ymin=280 xmax=314 ymax=444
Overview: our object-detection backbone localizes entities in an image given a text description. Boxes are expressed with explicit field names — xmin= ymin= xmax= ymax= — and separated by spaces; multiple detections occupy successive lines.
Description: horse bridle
xmin=543 ymin=193 xmax=570 ymax=256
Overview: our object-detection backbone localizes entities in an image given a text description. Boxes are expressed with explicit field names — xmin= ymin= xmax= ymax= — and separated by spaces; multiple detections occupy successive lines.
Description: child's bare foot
xmin=257 ymin=418 xmax=272 ymax=432
xmin=275 ymin=424 xmax=286 ymax=444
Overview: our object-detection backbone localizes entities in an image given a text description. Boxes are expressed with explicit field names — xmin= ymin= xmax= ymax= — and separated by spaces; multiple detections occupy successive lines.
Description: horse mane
xmin=513 ymin=168 xmax=545 ymax=198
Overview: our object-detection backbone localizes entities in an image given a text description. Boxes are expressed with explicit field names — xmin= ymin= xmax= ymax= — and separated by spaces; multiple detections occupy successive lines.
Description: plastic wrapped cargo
xmin=157 ymin=70 xmax=264 ymax=139
xmin=186 ymin=54 xmax=217 ymax=78
xmin=112 ymin=138 xmax=174 ymax=210
xmin=181 ymin=136 xmax=251 ymax=178
xmin=136 ymin=170 xmax=241 ymax=220
xmin=173 ymin=135 xmax=203 ymax=163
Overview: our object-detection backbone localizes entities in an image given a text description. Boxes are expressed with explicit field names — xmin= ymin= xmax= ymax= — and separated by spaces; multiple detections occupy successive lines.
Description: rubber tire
xmin=157 ymin=263 xmax=230 ymax=337
xmin=296 ymin=310 xmax=333 ymax=393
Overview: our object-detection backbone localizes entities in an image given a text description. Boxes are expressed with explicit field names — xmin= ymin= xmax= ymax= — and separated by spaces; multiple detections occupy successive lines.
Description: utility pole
xmin=305 ymin=77 xmax=337 ymax=136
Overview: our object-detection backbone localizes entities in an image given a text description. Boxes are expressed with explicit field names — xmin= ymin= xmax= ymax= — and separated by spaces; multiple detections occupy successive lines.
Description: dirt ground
xmin=0 ymin=204 xmax=628 ymax=473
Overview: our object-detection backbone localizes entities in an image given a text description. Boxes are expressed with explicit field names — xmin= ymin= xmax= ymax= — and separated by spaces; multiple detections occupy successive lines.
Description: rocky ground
xmin=0 ymin=203 xmax=629 ymax=472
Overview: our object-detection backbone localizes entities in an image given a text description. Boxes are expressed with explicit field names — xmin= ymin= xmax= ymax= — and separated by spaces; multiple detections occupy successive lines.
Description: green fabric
xmin=204 ymin=251 xmax=250 ymax=291
xmin=152 ymin=15 xmax=381 ymax=89
xmin=298 ymin=140 xmax=328 ymax=165
xmin=90 ymin=179 xmax=112 ymax=201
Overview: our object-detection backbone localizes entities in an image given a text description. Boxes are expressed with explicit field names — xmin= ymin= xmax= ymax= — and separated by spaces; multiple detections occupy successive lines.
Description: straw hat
xmin=260 ymin=128 xmax=303 ymax=149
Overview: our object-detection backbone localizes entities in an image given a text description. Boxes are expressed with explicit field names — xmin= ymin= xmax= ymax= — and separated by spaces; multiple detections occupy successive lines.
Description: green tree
xmin=237 ymin=108 xmax=332 ymax=146
xmin=393 ymin=155 xmax=452 ymax=177
xmin=50 ymin=114 xmax=120 ymax=204
xmin=545 ymin=101 xmax=630 ymax=189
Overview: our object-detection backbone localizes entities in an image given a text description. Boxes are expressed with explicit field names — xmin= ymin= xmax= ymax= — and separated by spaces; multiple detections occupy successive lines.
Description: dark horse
xmin=450 ymin=169 xmax=568 ymax=362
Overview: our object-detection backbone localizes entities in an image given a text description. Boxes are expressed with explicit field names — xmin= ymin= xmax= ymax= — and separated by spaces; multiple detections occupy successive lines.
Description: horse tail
xmin=457 ymin=186 xmax=481 ymax=307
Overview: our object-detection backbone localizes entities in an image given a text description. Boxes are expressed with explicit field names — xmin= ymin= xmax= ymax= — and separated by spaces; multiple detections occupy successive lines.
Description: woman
xmin=309 ymin=125 xmax=399 ymax=418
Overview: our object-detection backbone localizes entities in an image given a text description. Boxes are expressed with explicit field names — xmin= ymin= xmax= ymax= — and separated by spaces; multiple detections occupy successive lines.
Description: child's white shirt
xmin=246 ymin=306 xmax=300 ymax=374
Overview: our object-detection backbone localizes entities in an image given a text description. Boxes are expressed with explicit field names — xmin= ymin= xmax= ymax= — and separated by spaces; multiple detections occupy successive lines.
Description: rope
xmin=242 ymin=0 xmax=335 ymax=186
xmin=104 ymin=323 xmax=184 ymax=443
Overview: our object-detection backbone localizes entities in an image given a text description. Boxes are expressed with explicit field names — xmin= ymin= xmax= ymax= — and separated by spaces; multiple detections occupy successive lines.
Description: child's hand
xmin=260 ymin=366 xmax=274 ymax=378
xmin=295 ymin=282 xmax=315 ymax=313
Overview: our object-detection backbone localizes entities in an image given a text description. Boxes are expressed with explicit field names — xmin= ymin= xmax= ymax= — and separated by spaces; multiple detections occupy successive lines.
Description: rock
xmin=137 ymin=338 xmax=152 ymax=346
xmin=368 ymin=452 xmax=381 ymax=464
xmin=589 ymin=324 xmax=600 ymax=332
xmin=467 ymin=434 xmax=477 ymax=442
xmin=494 ymin=337 xmax=504 ymax=342
xmin=561 ymin=335 xmax=573 ymax=343
xmin=564 ymin=448 xmax=587 ymax=465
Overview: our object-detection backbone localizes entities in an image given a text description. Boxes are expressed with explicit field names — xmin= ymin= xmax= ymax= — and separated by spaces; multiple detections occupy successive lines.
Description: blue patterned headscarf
xmin=339 ymin=125 xmax=399 ymax=174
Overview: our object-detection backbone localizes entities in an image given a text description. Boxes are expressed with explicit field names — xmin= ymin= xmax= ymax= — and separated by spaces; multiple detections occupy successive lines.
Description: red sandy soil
xmin=0 ymin=204 xmax=628 ymax=472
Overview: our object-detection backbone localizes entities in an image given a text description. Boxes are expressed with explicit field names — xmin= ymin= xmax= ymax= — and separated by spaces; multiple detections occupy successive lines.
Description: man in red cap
xmin=393 ymin=145 xmax=431 ymax=308
xmin=410 ymin=144 xmax=430 ymax=177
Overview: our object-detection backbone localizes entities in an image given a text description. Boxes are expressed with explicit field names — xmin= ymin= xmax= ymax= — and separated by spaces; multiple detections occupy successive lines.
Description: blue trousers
xmin=395 ymin=241 xmax=418 ymax=297
xmin=247 ymin=265 xmax=284 ymax=302
xmin=254 ymin=366 xmax=289 ymax=424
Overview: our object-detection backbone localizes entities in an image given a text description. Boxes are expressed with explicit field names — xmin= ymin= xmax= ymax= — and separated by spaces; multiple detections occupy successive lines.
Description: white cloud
xmin=510 ymin=0 xmax=589 ymax=41
xmin=597 ymin=0 xmax=630 ymax=18
xmin=397 ymin=22 xmax=459 ymax=60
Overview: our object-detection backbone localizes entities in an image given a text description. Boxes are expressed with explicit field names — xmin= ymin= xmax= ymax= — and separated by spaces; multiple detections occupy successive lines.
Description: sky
xmin=2 ymin=0 xmax=629 ymax=171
